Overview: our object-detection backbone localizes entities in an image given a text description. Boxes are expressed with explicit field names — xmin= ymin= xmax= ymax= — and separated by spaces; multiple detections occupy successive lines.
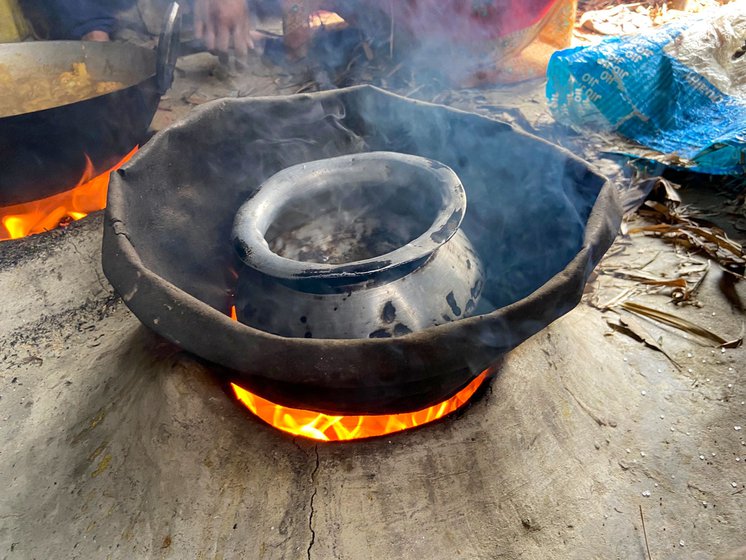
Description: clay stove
xmin=102 ymin=86 xmax=621 ymax=436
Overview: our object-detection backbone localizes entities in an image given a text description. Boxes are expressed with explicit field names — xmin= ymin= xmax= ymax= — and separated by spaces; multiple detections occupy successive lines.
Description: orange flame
xmin=232 ymin=372 xmax=487 ymax=441
xmin=228 ymin=306 xmax=488 ymax=441
xmin=0 ymin=146 xmax=138 ymax=241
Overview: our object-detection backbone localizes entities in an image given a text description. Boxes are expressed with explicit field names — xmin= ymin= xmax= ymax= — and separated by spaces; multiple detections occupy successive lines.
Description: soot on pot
xmin=232 ymin=152 xmax=484 ymax=340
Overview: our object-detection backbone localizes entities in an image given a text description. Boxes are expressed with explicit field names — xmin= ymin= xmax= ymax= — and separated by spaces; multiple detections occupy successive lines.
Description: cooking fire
xmin=2 ymin=0 xmax=618 ymax=444
xmin=219 ymin=150 xmax=492 ymax=439
xmin=0 ymin=147 xmax=137 ymax=241
xmin=228 ymin=300 xmax=491 ymax=441
xmin=231 ymin=373 xmax=489 ymax=442
xmin=102 ymin=86 xmax=617 ymax=434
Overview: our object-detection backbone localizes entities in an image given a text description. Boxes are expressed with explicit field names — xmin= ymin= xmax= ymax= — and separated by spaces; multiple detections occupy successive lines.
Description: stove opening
xmin=227 ymin=305 xmax=488 ymax=440
xmin=231 ymin=371 xmax=489 ymax=442
xmin=0 ymin=146 xmax=138 ymax=241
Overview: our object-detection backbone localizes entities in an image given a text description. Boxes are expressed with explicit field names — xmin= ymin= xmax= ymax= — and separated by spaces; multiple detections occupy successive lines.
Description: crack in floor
xmin=307 ymin=444 xmax=320 ymax=560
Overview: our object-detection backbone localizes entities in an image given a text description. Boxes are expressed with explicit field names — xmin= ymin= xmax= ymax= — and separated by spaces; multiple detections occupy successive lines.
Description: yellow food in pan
xmin=0 ymin=62 xmax=124 ymax=118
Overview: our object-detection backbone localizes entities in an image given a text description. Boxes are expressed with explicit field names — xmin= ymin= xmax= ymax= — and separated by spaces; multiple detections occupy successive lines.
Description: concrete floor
xmin=1 ymin=52 xmax=745 ymax=560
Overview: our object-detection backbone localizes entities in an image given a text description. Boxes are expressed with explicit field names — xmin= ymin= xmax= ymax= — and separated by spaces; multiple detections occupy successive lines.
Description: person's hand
xmin=194 ymin=0 xmax=254 ymax=57
xmin=82 ymin=31 xmax=110 ymax=42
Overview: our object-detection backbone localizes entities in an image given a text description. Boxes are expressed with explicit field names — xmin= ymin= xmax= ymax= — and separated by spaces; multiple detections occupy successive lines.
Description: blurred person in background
xmin=279 ymin=0 xmax=577 ymax=84
xmin=20 ymin=0 xmax=576 ymax=85
xmin=20 ymin=0 xmax=258 ymax=50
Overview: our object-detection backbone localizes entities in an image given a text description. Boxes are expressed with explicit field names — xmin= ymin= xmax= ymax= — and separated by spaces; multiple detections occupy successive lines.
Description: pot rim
xmin=231 ymin=151 xmax=467 ymax=281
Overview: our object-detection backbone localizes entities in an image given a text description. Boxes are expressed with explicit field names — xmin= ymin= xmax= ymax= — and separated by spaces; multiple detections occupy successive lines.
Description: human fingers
xmin=204 ymin=20 xmax=216 ymax=51
xmin=215 ymin=18 xmax=231 ymax=54
xmin=194 ymin=0 xmax=206 ymax=39
xmin=233 ymin=12 xmax=253 ymax=57
xmin=194 ymin=0 xmax=215 ymax=50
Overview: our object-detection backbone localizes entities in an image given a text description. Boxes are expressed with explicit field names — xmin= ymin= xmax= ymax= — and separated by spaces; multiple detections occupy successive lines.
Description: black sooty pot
xmin=232 ymin=152 xmax=484 ymax=340
xmin=102 ymin=86 xmax=622 ymax=415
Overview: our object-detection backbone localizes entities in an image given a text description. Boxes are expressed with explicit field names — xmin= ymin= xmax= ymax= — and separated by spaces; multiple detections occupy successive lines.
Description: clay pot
xmin=232 ymin=151 xmax=484 ymax=339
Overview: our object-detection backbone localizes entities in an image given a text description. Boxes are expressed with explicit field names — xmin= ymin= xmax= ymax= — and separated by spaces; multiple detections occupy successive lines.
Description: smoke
xmin=346 ymin=87 xmax=601 ymax=311
xmin=117 ymin=86 xmax=605 ymax=336
xmin=108 ymin=1 xmax=609 ymax=342
xmin=262 ymin=0 xmax=569 ymax=90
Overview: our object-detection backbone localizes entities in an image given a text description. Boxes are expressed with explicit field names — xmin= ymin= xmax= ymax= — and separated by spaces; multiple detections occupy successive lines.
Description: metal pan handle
xmin=156 ymin=2 xmax=182 ymax=95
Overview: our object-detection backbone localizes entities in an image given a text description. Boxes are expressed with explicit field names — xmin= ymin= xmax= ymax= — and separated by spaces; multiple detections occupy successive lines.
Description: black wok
xmin=0 ymin=2 xmax=180 ymax=206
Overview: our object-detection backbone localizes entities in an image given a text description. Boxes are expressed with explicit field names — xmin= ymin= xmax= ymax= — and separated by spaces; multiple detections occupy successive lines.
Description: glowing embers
xmin=0 ymin=146 xmax=138 ymax=241
xmin=231 ymin=371 xmax=488 ymax=442
xmin=310 ymin=10 xmax=345 ymax=29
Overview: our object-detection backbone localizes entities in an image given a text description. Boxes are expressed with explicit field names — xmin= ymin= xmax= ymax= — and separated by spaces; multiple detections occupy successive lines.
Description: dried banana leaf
xmin=620 ymin=301 xmax=742 ymax=348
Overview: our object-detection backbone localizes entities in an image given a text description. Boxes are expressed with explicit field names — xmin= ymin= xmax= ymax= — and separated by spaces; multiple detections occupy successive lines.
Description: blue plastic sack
xmin=547 ymin=4 xmax=746 ymax=175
